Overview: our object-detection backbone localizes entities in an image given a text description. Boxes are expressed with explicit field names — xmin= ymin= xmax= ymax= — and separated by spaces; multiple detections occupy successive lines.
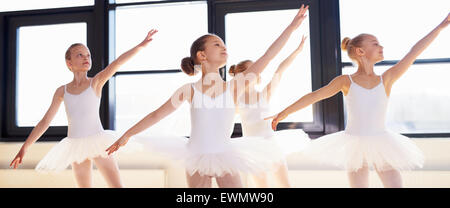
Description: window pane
xmin=114 ymin=0 xmax=164 ymax=3
xmin=226 ymin=9 xmax=313 ymax=123
xmin=342 ymin=64 xmax=450 ymax=134
xmin=0 ymin=0 xmax=93 ymax=12
xmin=17 ymin=23 xmax=87 ymax=126
xmin=115 ymin=1 xmax=208 ymax=71
xmin=115 ymin=73 xmax=200 ymax=136
xmin=340 ymin=0 xmax=450 ymax=62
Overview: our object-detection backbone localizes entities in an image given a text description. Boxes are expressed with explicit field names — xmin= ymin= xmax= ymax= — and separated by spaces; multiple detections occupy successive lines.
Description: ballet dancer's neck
xmin=72 ymin=72 xmax=89 ymax=85
xmin=356 ymin=61 xmax=376 ymax=76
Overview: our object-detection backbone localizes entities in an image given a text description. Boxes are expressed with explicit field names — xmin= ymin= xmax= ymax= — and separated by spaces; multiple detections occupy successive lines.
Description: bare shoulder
xmin=176 ymin=82 xmax=195 ymax=103
xmin=54 ymin=85 xmax=65 ymax=100
xmin=331 ymin=75 xmax=351 ymax=95
xmin=331 ymin=75 xmax=351 ymax=86
xmin=179 ymin=82 xmax=194 ymax=91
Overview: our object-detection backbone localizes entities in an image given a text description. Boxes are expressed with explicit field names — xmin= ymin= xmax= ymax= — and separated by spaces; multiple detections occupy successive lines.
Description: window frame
xmin=3 ymin=0 xmax=445 ymax=141
xmin=107 ymin=0 xmax=209 ymax=135
xmin=211 ymin=0 xmax=343 ymax=137
xmin=1 ymin=5 xmax=105 ymax=141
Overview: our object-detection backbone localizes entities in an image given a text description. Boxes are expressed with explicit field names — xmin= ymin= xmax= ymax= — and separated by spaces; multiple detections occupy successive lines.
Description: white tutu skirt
xmin=35 ymin=130 xmax=138 ymax=173
xmin=262 ymin=129 xmax=311 ymax=157
xmin=135 ymin=134 xmax=285 ymax=177
xmin=302 ymin=130 xmax=425 ymax=172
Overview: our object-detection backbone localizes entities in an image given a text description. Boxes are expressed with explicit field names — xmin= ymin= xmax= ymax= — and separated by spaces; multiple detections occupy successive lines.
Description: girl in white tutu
xmin=268 ymin=14 xmax=449 ymax=188
xmin=106 ymin=5 xmax=309 ymax=188
xmin=10 ymin=29 xmax=158 ymax=188
xmin=228 ymin=35 xmax=310 ymax=188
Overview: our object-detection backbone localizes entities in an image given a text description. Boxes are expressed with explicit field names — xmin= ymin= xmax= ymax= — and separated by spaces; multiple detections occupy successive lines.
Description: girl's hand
xmin=10 ymin=147 xmax=26 ymax=169
xmin=265 ymin=111 xmax=289 ymax=131
xmin=296 ymin=35 xmax=308 ymax=52
xmin=106 ymin=136 xmax=130 ymax=155
xmin=289 ymin=4 xmax=309 ymax=30
xmin=438 ymin=13 xmax=450 ymax=29
xmin=138 ymin=29 xmax=158 ymax=47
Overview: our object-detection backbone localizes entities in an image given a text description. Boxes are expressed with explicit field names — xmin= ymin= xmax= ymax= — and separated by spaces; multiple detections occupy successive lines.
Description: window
xmin=115 ymin=0 xmax=164 ymax=3
xmin=3 ymin=10 xmax=94 ymax=139
xmin=225 ymin=9 xmax=313 ymax=123
xmin=342 ymin=64 xmax=450 ymax=134
xmin=0 ymin=0 xmax=94 ymax=12
xmin=114 ymin=1 xmax=208 ymax=71
xmin=115 ymin=73 xmax=200 ymax=135
xmin=16 ymin=23 xmax=87 ymax=127
xmin=340 ymin=0 xmax=450 ymax=135
xmin=113 ymin=1 xmax=208 ymax=136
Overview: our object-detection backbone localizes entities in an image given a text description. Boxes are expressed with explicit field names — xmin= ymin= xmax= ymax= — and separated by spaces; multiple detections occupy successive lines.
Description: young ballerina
xmin=106 ymin=5 xmax=309 ymax=188
xmin=9 ymin=29 xmax=158 ymax=188
xmin=268 ymin=13 xmax=449 ymax=188
xmin=229 ymin=35 xmax=310 ymax=188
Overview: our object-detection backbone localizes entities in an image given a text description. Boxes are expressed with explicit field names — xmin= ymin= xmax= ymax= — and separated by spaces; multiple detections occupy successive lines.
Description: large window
xmin=214 ymin=0 xmax=326 ymax=135
xmin=340 ymin=0 xmax=450 ymax=135
xmin=3 ymin=10 xmax=94 ymax=139
xmin=16 ymin=23 xmax=87 ymax=127
xmin=225 ymin=9 xmax=313 ymax=123
xmin=0 ymin=0 xmax=94 ymax=12
xmin=113 ymin=1 xmax=207 ymax=135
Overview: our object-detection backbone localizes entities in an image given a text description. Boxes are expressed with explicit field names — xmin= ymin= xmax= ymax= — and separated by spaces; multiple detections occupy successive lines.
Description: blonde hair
xmin=65 ymin=43 xmax=86 ymax=60
xmin=341 ymin=34 xmax=373 ymax=61
xmin=228 ymin=60 xmax=252 ymax=77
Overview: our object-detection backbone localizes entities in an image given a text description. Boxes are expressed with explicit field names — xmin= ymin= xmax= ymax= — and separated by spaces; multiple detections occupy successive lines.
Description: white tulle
xmin=36 ymin=82 xmax=140 ymax=173
xmin=265 ymin=129 xmax=311 ymax=157
xmin=237 ymin=92 xmax=311 ymax=158
xmin=303 ymin=130 xmax=424 ymax=172
xmin=135 ymin=134 xmax=283 ymax=177
xmin=302 ymin=75 xmax=424 ymax=172
xmin=133 ymin=84 xmax=285 ymax=177
xmin=36 ymin=130 xmax=116 ymax=173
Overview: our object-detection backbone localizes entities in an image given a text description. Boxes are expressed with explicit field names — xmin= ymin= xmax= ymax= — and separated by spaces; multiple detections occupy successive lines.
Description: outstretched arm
xmin=232 ymin=4 xmax=309 ymax=98
xmin=266 ymin=75 xmax=349 ymax=130
xmin=263 ymin=35 xmax=307 ymax=101
xmin=92 ymin=29 xmax=158 ymax=95
xmin=383 ymin=13 xmax=449 ymax=86
xmin=106 ymin=83 xmax=192 ymax=155
xmin=10 ymin=86 xmax=64 ymax=169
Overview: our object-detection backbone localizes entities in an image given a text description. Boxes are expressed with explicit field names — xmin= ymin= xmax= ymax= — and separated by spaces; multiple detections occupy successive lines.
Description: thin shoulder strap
xmin=379 ymin=75 xmax=383 ymax=82
xmin=348 ymin=75 xmax=354 ymax=83
xmin=64 ymin=84 xmax=68 ymax=93
xmin=190 ymin=83 xmax=197 ymax=96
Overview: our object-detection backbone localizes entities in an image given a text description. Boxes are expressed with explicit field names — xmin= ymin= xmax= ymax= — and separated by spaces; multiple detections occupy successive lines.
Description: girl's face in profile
xmin=200 ymin=36 xmax=228 ymax=69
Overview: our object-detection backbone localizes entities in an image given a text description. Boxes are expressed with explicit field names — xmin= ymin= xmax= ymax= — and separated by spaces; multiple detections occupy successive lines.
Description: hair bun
xmin=341 ymin=37 xmax=351 ymax=51
xmin=228 ymin=65 xmax=236 ymax=76
xmin=181 ymin=57 xmax=196 ymax=76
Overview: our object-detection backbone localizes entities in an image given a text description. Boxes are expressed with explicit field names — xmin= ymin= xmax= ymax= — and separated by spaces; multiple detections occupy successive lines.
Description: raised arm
xmin=92 ymin=29 xmax=158 ymax=95
xmin=267 ymin=75 xmax=349 ymax=130
xmin=383 ymin=13 xmax=449 ymax=87
xmin=263 ymin=35 xmax=307 ymax=101
xmin=106 ymin=83 xmax=193 ymax=155
xmin=10 ymin=86 xmax=65 ymax=169
xmin=232 ymin=5 xmax=309 ymax=98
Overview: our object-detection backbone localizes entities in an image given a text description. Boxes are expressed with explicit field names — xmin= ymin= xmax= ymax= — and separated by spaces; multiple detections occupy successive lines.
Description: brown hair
xmin=228 ymin=60 xmax=253 ymax=77
xmin=180 ymin=34 xmax=219 ymax=76
xmin=341 ymin=34 xmax=372 ymax=61
xmin=65 ymin=43 xmax=85 ymax=60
